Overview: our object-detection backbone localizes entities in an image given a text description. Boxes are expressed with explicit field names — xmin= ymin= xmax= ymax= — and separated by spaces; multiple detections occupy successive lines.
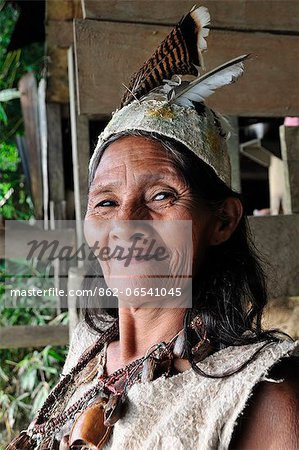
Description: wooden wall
xmin=249 ymin=215 xmax=299 ymax=297
xmin=82 ymin=0 xmax=299 ymax=32
xmin=46 ymin=0 xmax=82 ymax=103
xmin=73 ymin=0 xmax=299 ymax=117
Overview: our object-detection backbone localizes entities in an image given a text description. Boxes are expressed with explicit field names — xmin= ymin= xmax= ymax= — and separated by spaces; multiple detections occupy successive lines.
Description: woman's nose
xmin=110 ymin=220 xmax=153 ymax=243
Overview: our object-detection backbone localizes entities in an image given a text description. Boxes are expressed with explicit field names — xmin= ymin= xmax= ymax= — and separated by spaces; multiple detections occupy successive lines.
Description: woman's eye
xmin=153 ymin=192 xmax=175 ymax=201
xmin=95 ymin=200 xmax=117 ymax=207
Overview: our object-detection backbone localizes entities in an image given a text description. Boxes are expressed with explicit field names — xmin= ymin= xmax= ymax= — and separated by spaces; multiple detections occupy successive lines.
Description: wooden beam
xmin=46 ymin=20 xmax=74 ymax=48
xmin=18 ymin=73 xmax=43 ymax=218
xmin=240 ymin=140 xmax=272 ymax=168
xmin=46 ymin=0 xmax=82 ymax=21
xmin=47 ymin=47 xmax=69 ymax=104
xmin=82 ymin=0 xmax=299 ymax=33
xmin=248 ymin=214 xmax=299 ymax=298
xmin=269 ymin=154 xmax=285 ymax=215
xmin=47 ymin=103 xmax=66 ymax=219
xmin=74 ymin=19 xmax=169 ymax=116
xmin=226 ymin=117 xmax=241 ymax=193
xmin=74 ymin=20 xmax=299 ymax=117
xmin=0 ymin=325 xmax=69 ymax=349
xmin=280 ymin=125 xmax=299 ymax=214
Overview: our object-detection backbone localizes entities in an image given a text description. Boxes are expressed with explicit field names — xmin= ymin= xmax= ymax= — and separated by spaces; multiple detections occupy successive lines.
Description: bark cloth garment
xmin=61 ymin=321 xmax=299 ymax=450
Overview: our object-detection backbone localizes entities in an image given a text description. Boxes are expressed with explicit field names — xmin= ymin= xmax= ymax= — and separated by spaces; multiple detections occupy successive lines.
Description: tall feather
xmin=167 ymin=54 xmax=249 ymax=107
xmin=120 ymin=6 xmax=210 ymax=107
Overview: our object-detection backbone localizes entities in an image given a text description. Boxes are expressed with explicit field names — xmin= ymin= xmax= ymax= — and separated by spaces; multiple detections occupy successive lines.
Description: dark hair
xmin=83 ymin=131 xmax=291 ymax=377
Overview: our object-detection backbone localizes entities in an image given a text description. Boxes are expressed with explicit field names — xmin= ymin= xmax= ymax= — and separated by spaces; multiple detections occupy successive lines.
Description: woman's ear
xmin=209 ymin=197 xmax=243 ymax=245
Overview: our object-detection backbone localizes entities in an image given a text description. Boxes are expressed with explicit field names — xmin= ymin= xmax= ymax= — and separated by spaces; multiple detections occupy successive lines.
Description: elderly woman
xmin=8 ymin=6 xmax=298 ymax=450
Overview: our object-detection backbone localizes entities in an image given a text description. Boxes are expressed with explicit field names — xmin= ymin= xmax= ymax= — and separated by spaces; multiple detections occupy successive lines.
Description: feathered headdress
xmin=120 ymin=5 xmax=211 ymax=107
xmin=90 ymin=6 xmax=249 ymax=187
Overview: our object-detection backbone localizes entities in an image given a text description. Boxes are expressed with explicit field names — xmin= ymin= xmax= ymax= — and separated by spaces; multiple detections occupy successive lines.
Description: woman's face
xmin=85 ymin=136 xmax=216 ymax=306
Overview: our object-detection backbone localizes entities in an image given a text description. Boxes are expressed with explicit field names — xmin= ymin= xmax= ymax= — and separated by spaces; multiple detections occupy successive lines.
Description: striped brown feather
xmin=120 ymin=6 xmax=210 ymax=107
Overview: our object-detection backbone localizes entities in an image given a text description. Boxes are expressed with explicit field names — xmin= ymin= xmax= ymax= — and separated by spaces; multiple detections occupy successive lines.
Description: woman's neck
xmin=106 ymin=307 xmax=186 ymax=374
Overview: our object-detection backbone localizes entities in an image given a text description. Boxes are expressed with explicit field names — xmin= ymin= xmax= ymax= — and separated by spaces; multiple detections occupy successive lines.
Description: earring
xmin=190 ymin=315 xmax=203 ymax=330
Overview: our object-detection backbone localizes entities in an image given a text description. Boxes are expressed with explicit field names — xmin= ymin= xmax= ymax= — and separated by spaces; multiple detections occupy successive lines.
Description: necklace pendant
xmin=173 ymin=331 xmax=187 ymax=359
xmin=69 ymin=397 xmax=112 ymax=449
xmin=103 ymin=393 xmax=124 ymax=427
xmin=141 ymin=357 xmax=157 ymax=383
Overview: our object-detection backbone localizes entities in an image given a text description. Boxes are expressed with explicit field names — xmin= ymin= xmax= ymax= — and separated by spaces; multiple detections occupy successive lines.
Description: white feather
xmin=190 ymin=6 xmax=211 ymax=51
xmin=168 ymin=54 xmax=249 ymax=108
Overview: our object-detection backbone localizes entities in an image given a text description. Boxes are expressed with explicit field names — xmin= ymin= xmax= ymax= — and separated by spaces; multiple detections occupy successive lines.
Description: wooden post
xmin=18 ymin=73 xmax=43 ymax=218
xmin=67 ymin=44 xmax=89 ymax=334
xmin=280 ymin=125 xmax=299 ymax=214
xmin=68 ymin=46 xmax=90 ymax=250
xmin=76 ymin=115 xmax=89 ymax=219
xmin=269 ymin=154 xmax=285 ymax=215
xmin=38 ymin=78 xmax=49 ymax=229
xmin=47 ymin=103 xmax=66 ymax=219
xmin=226 ymin=116 xmax=241 ymax=193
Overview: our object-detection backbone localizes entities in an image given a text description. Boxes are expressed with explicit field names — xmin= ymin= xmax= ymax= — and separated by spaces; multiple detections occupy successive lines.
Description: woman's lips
xmin=111 ymin=255 xmax=158 ymax=265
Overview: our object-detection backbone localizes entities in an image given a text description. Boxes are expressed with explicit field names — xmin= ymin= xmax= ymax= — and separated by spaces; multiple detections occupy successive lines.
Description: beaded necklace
xmin=7 ymin=317 xmax=210 ymax=449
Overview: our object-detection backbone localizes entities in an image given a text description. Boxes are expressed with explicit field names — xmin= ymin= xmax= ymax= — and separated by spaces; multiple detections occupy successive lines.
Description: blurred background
xmin=0 ymin=0 xmax=299 ymax=446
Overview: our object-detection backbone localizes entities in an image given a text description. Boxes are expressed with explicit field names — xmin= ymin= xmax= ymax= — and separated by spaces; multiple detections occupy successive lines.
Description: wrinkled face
xmin=85 ymin=136 xmax=216 ymax=307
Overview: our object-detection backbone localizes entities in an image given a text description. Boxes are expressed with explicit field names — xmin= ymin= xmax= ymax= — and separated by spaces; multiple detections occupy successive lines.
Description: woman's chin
xmin=105 ymin=276 xmax=191 ymax=309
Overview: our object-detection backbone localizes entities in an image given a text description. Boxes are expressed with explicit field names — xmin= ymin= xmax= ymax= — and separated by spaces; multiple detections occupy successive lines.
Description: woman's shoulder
xmin=190 ymin=338 xmax=298 ymax=449
xmin=229 ymin=342 xmax=299 ymax=449
xmin=196 ymin=337 xmax=299 ymax=379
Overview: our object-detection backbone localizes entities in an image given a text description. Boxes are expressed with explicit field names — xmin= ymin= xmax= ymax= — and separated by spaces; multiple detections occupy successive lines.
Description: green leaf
xmin=0 ymin=89 xmax=20 ymax=102
xmin=0 ymin=366 xmax=9 ymax=382
xmin=31 ymin=383 xmax=49 ymax=414
xmin=46 ymin=347 xmax=65 ymax=363
xmin=20 ymin=368 xmax=37 ymax=391
xmin=0 ymin=103 xmax=8 ymax=124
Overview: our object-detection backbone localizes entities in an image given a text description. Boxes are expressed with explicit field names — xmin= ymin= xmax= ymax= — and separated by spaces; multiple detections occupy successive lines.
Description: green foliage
xmin=0 ymin=3 xmax=19 ymax=56
xmin=0 ymin=3 xmax=44 ymax=220
xmin=0 ymin=142 xmax=20 ymax=171
xmin=0 ymin=344 xmax=68 ymax=444
xmin=0 ymin=259 xmax=69 ymax=445
xmin=0 ymin=142 xmax=34 ymax=219
xmin=0 ymin=4 xmax=21 ymax=140
xmin=0 ymin=4 xmax=44 ymax=143
xmin=0 ymin=259 xmax=69 ymax=438
xmin=0 ymin=5 xmax=69 ymax=447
